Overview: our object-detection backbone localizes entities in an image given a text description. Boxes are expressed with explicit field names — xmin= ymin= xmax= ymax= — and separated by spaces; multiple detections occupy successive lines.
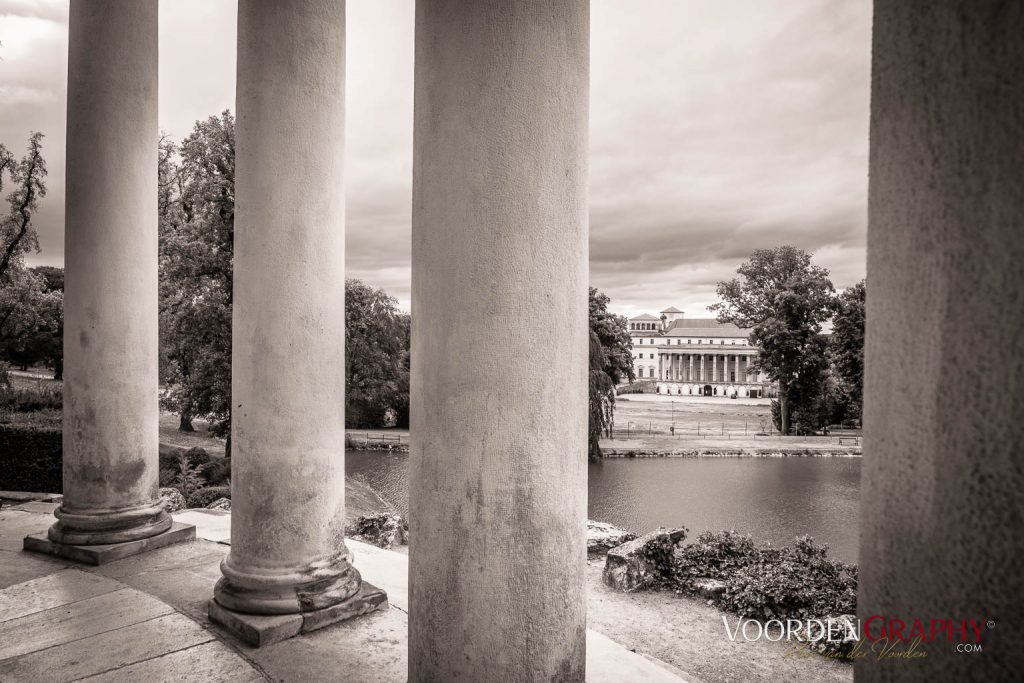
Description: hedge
xmin=0 ymin=415 xmax=63 ymax=493
xmin=189 ymin=485 xmax=231 ymax=508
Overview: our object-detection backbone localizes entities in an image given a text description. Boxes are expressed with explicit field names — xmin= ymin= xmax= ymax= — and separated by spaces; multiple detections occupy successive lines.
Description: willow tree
xmin=588 ymin=287 xmax=634 ymax=459
xmin=711 ymin=247 xmax=835 ymax=435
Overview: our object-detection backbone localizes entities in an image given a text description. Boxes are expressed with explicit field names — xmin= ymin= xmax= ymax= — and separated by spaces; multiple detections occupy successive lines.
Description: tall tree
xmin=830 ymin=279 xmax=866 ymax=421
xmin=0 ymin=133 xmax=62 ymax=377
xmin=158 ymin=113 xmax=234 ymax=435
xmin=711 ymin=247 xmax=835 ymax=435
xmin=345 ymin=279 xmax=410 ymax=428
xmin=589 ymin=287 xmax=634 ymax=459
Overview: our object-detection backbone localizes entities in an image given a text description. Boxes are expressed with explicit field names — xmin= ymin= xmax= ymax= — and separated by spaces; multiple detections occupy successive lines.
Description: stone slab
xmin=23 ymin=521 xmax=196 ymax=566
xmin=77 ymin=639 xmax=264 ymax=683
xmin=0 ymin=510 xmax=54 ymax=551
xmin=173 ymin=508 xmax=232 ymax=544
xmin=0 ymin=491 xmax=62 ymax=503
xmin=209 ymin=580 xmax=389 ymax=648
xmin=0 ymin=548 xmax=71 ymax=589
xmin=0 ymin=587 xmax=173 ymax=660
xmin=0 ymin=568 xmax=120 ymax=622
xmin=7 ymin=501 xmax=61 ymax=515
xmin=0 ymin=612 xmax=215 ymax=682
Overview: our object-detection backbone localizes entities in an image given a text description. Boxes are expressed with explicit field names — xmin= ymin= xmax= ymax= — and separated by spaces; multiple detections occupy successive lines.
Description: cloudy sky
xmin=0 ymin=0 xmax=871 ymax=317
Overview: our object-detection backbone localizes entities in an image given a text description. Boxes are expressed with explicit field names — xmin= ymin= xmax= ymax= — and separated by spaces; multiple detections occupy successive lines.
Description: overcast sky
xmin=0 ymin=0 xmax=871 ymax=317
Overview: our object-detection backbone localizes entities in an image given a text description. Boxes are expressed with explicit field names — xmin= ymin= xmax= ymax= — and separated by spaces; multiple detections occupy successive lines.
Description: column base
xmin=208 ymin=581 xmax=388 ymax=647
xmin=23 ymin=521 xmax=195 ymax=566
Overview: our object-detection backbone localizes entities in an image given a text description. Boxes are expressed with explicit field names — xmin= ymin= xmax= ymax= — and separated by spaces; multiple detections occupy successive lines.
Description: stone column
xmin=410 ymin=1 xmax=589 ymax=680
xmin=210 ymin=0 xmax=379 ymax=629
xmin=37 ymin=0 xmax=178 ymax=553
xmin=700 ymin=355 xmax=705 ymax=382
xmin=712 ymin=355 xmax=718 ymax=384
xmin=689 ymin=355 xmax=694 ymax=382
xmin=861 ymin=2 xmax=1024 ymax=679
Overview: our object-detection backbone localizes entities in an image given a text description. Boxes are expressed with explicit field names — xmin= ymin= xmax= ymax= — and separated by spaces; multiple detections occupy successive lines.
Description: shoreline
xmin=343 ymin=439 xmax=861 ymax=458
xmin=600 ymin=448 xmax=861 ymax=458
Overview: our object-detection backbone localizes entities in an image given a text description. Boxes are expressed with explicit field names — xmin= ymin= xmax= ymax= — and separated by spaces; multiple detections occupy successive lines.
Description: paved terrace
xmin=0 ymin=498 xmax=689 ymax=682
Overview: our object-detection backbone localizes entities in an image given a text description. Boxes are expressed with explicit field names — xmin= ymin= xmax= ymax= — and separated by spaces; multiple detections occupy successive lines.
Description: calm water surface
xmin=345 ymin=451 xmax=860 ymax=563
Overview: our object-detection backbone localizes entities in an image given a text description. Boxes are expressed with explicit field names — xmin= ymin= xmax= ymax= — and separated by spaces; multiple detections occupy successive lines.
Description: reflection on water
xmin=345 ymin=450 xmax=860 ymax=563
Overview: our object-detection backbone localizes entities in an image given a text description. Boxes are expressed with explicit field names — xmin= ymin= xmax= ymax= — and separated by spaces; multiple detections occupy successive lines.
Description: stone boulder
xmin=602 ymin=527 xmax=687 ymax=592
xmin=206 ymin=497 xmax=231 ymax=511
xmin=349 ymin=512 xmax=408 ymax=549
xmin=691 ymin=577 xmax=728 ymax=601
xmin=586 ymin=520 xmax=637 ymax=556
xmin=159 ymin=487 xmax=186 ymax=513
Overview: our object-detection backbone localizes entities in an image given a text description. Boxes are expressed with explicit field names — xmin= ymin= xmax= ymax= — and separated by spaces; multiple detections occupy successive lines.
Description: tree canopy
xmin=158 ymin=113 xmax=235 ymax=435
xmin=0 ymin=133 xmax=63 ymax=379
xmin=345 ymin=279 xmax=410 ymax=429
xmin=588 ymin=287 xmax=634 ymax=458
xmin=711 ymin=246 xmax=835 ymax=434
xmin=830 ymin=279 xmax=866 ymax=421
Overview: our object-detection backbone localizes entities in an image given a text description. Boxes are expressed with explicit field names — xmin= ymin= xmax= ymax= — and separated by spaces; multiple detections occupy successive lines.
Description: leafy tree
xmin=711 ymin=247 xmax=835 ymax=435
xmin=345 ymin=279 xmax=410 ymax=428
xmin=830 ymin=279 xmax=865 ymax=421
xmin=589 ymin=287 xmax=634 ymax=459
xmin=0 ymin=133 xmax=63 ymax=378
xmin=158 ymin=113 xmax=234 ymax=435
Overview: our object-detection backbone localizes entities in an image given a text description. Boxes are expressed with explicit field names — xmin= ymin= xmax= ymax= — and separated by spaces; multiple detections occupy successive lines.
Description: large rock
xmin=602 ymin=527 xmax=687 ymax=592
xmin=586 ymin=520 xmax=637 ymax=556
xmin=348 ymin=512 xmax=408 ymax=549
xmin=159 ymin=487 xmax=186 ymax=513
xmin=206 ymin=497 xmax=231 ymax=511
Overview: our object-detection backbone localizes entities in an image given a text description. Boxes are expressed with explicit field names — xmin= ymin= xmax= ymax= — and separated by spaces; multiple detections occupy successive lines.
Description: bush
xmin=0 ymin=415 xmax=62 ymax=492
xmin=671 ymin=530 xmax=759 ymax=583
xmin=197 ymin=458 xmax=230 ymax=485
xmin=182 ymin=447 xmax=212 ymax=467
xmin=189 ymin=485 xmax=231 ymax=508
xmin=670 ymin=532 xmax=857 ymax=623
xmin=0 ymin=383 xmax=62 ymax=412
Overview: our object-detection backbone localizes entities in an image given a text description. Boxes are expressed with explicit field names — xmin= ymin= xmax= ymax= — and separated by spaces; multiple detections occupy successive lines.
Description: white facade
xmin=628 ymin=308 xmax=775 ymax=398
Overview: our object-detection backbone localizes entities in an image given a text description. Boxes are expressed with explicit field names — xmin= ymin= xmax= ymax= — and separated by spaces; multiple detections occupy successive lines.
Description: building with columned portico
xmin=628 ymin=307 xmax=776 ymax=398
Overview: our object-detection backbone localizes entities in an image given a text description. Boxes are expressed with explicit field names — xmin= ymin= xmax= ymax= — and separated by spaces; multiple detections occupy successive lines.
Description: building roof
xmin=629 ymin=313 xmax=660 ymax=321
xmin=660 ymin=306 xmax=683 ymax=313
xmin=664 ymin=318 xmax=752 ymax=337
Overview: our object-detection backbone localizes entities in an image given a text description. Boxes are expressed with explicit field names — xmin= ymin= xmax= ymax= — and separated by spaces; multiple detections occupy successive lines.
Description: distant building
xmin=628 ymin=307 xmax=776 ymax=398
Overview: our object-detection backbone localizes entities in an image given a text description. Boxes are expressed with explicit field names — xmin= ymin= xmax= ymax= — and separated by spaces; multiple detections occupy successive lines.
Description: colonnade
xmin=658 ymin=352 xmax=758 ymax=383
xmin=24 ymin=0 xmax=1023 ymax=679
xmin=31 ymin=0 xmax=588 ymax=679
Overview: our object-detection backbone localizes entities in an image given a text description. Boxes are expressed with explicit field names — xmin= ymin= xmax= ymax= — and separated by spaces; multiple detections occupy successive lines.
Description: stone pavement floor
xmin=0 ymin=500 xmax=690 ymax=682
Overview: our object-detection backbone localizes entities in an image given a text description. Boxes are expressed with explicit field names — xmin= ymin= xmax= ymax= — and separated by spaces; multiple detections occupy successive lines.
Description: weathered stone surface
xmin=159 ymin=487 xmax=186 ymax=513
xmin=206 ymin=497 xmax=231 ymax=511
xmin=0 ymin=612 xmax=215 ymax=682
xmin=691 ymin=577 xmax=728 ymax=601
xmin=587 ymin=520 xmax=637 ymax=556
xmin=349 ymin=513 xmax=408 ymax=549
xmin=209 ymin=580 xmax=388 ymax=648
xmin=602 ymin=527 xmax=687 ymax=593
xmin=23 ymin=521 xmax=195 ymax=566
xmin=0 ymin=588 xmax=172 ymax=660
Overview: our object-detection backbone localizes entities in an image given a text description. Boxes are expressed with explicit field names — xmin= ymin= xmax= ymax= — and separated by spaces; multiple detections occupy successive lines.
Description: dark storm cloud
xmin=3 ymin=0 xmax=870 ymax=316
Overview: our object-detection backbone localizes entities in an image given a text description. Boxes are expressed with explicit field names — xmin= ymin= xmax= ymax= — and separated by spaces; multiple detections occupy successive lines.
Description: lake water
xmin=345 ymin=451 xmax=861 ymax=564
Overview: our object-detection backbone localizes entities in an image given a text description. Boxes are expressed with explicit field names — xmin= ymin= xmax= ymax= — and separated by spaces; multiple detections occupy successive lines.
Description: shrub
xmin=671 ymin=532 xmax=857 ymax=623
xmin=0 ymin=383 xmax=62 ymax=412
xmin=189 ymin=485 xmax=231 ymax=508
xmin=182 ymin=447 xmax=212 ymax=467
xmin=671 ymin=530 xmax=759 ymax=584
xmin=197 ymin=458 xmax=230 ymax=486
xmin=170 ymin=452 xmax=204 ymax=505
xmin=0 ymin=414 xmax=62 ymax=492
